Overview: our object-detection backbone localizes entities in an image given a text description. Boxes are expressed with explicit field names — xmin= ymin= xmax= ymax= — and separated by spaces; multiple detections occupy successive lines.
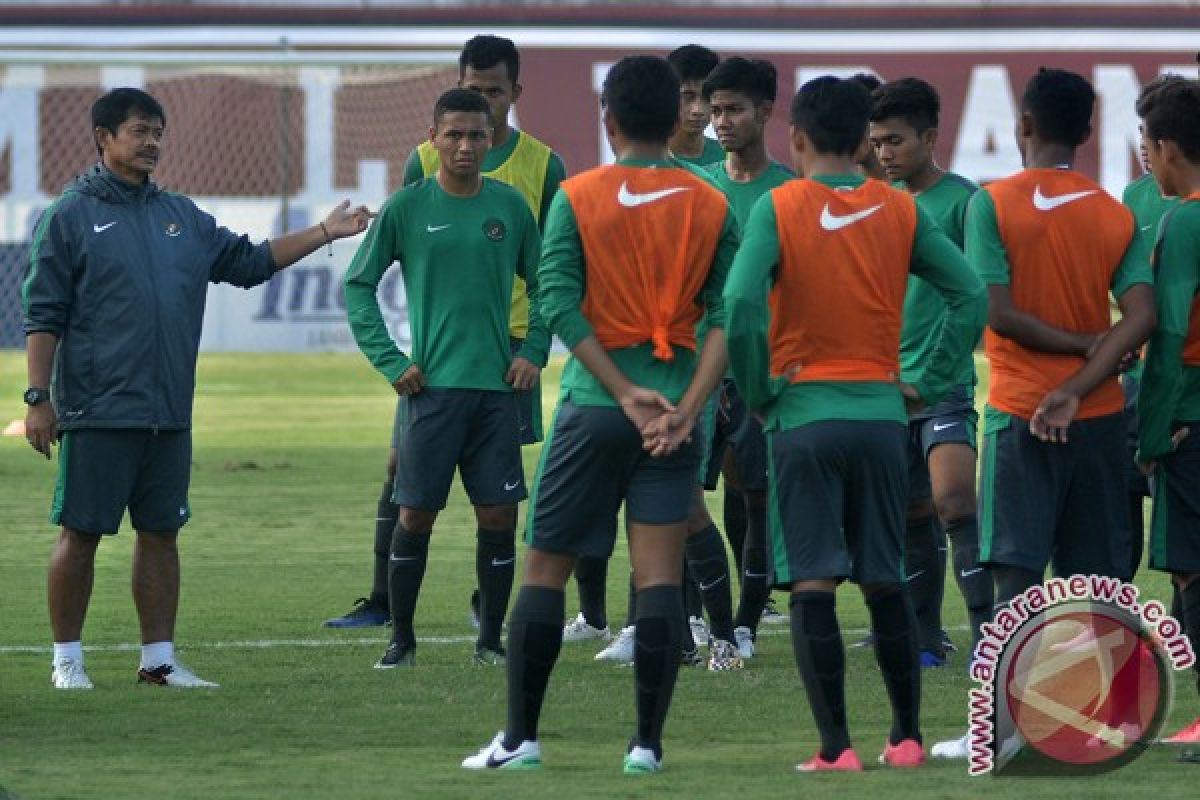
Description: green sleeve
xmin=909 ymin=206 xmax=989 ymax=405
xmin=965 ymin=190 xmax=1010 ymax=285
xmin=344 ymin=197 xmax=412 ymax=383
xmin=723 ymin=194 xmax=783 ymax=412
xmin=701 ymin=207 xmax=738 ymax=330
xmin=1138 ymin=212 xmax=1198 ymax=461
xmin=515 ymin=207 xmax=550 ymax=367
xmin=1111 ymin=222 xmax=1154 ymax=298
xmin=538 ymin=152 xmax=567 ymax=230
xmin=401 ymin=148 xmax=425 ymax=186
xmin=536 ymin=191 xmax=594 ymax=349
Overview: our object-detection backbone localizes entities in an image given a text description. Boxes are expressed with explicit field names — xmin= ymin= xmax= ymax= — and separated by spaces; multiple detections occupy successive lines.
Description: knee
xmin=860 ymin=581 xmax=903 ymax=602
xmin=475 ymin=504 xmax=517 ymax=530
xmin=397 ymin=507 xmax=436 ymax=535
xmin=57 ymin=528 xmax=101 ymax=560
xmin=933 ymin=489 xmax=976 ymax=526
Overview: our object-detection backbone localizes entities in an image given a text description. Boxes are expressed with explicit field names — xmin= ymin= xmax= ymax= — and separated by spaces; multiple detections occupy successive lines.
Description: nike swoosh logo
xmin=697 ymin=576 xmax=727 ymax=592
xmin=1141 ymin=224 xmax=1154 ymax=232
xmin=485 ymin=749 xmax=525 ymax=768
xmin=960 ymin=567 xmax=984 ymax=578
xmin=932 ymin=422 xmax=959 ymax=432
xmin=819 ymin=203 xmax=883 ymax=231
xmin=503 ymin=480 xmax=520 ymax=491
xmin=904 ymin=570 xmax=925 ymax=582
xmin=93 ymin=221 xmax=117 ymax=233
xmin=616 ymin=182 xmax=690 ymax=208
xmin=426 ymin=224 xmax=451 ymax=233
xmin=490 ymin=557 xmax=516 ymax=567
xmin=1032 ymin=185 xmax=1097 ymax=211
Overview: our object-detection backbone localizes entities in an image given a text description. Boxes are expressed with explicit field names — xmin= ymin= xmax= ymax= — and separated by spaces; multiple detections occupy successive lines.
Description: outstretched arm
xmin=268 ymin=200 xmax=372 ymax=269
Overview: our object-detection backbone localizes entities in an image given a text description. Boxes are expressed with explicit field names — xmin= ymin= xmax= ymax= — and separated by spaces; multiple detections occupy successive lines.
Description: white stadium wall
xmin=0 ymin=8 xmax=1197 ymax=351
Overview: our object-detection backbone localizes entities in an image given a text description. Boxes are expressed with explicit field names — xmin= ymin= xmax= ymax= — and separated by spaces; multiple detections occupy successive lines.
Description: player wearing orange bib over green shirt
xmin=1135 ymin=79 xmax=1200 ymax=746
xmin=724 ymin=76 xmax=986 ymax=773
xmin=463 ymin=56 xmax=737 ymax=776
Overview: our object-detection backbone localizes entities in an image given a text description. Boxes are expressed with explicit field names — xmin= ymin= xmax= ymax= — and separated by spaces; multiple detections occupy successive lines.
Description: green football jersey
xmin=1123 ymin=173 xmax=1181 ymax=382
xmin=344 ymin=177 xmax=547 ymax=390
xmin=1137 ymin=197 xmax=1200 ymax=462
xmin=706 ymin=160 xmax=795 ymax=230
xmin=672 ymin=136 xmax=726 ymax=167
xmin=900 ymin=171 xmax=979 ymax=388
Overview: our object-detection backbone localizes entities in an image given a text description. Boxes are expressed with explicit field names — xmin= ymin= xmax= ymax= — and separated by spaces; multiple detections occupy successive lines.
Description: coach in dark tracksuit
xmin=22 ymin=88 xmax=370 ymax=690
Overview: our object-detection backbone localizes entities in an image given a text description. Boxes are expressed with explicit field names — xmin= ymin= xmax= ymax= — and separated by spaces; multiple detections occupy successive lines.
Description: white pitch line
xmin=0 ymin=624 xmax=969 ymax=655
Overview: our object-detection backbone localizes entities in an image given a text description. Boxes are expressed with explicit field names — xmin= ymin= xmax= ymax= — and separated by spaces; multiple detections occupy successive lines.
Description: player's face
xmin=461 ymin=64 xmax=521 ymax=130
xmin=96 ymin=111 xmax=164 ymax=183
xmin=868 ymin=117 xmax=934 ymax=184
xmin=679 ymin=79 xmax=710 ymax=135
xmin=709 ymin=89 xmax=767 ymax=153
xmin=431 ymin=111 xmax=491 ymax=179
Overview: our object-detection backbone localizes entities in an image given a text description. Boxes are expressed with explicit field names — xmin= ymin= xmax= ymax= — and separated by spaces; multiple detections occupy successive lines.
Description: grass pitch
xmin=0 ymin=352 xmax=1194 ymax=799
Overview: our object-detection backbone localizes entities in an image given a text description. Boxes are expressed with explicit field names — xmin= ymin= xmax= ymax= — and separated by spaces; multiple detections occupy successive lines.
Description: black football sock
xmin=723 ymin=487 xmax=747 ymax=578
xmin=633 ymin=585 xmax=685 ymax=755
xmin=504 ymin=586 xmax=565 ymax=747
xmin=904 ymin=514 xmax=943 ymax=655
xmin=946 ymin=516 xmax=992 ymax=654
xmin=866 ymin=587 xmax=922 ymax=745
xmin=624 ymin=573 xmax=637 ymax=629
xmin=388 ymin=523 xmax=430 ymax=648
xmin=1180 ymin=580 xmax=1200 ymax=692
xmin=993 ymin=565 xmax=1041 ymax=609
xmin=574 ymin=555 xmax=609 ymax=630
xmin=371 ymin=480 xmax=397 ymax=604
xmin=734 ymin=499 xmax=769 ymax=631
xmin=686 ymin=523 xmax=735 ymax=643
xmin=1128 ymin=494 xmax=1146 ymax=581
xmin=683 ymin=559 xmax=704 ymax=619
xmin=476 ymin=528 xmax=516 ymax=652
xmin=789 ymin=591 xmax=850 ymax=761
xmin=1171 ymin=585 xmax=1183 ymax=628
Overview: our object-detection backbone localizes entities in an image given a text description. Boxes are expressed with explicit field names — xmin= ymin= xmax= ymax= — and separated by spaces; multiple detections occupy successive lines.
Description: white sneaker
xmin=137 ymin=663 xmax=219 ymax=688
xmin=734 ymin=626 xmax=755 ymax=659
xmin=707 ymin=639 xmax=744 ymax=671
xmin=595 ymin=625 xmax=635 ymax=664
xmin=688 ymin=616 xmax=709 ymax=648
xmin=623 ymin=745 xmax=662 ymax=774
xmin=931 ymin=732 xmax=970 ymax=759
xmin=51 ymin=658 xmax=93 ymax=690
xmin=562 ymin=612 xmax=611 ymax=643
xmin=462 ymin=732 xmax=542 ymax=770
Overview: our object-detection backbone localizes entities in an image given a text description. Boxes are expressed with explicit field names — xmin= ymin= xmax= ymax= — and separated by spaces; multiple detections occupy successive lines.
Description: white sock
xmin=53 ymin=641 xmax=83 ymax=666
xmin=140 ymin=641 xmax=175 ymax=670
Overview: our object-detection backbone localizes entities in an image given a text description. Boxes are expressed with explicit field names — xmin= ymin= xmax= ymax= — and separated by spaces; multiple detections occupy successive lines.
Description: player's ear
xmin=851 ymin=134 xmax=871 ymax=166
xmin=1076 ymin=123 xmax=1093 ymax=147
xmin=93 ymin=126 xmax=110 ymax=156
xmin=1016 ymin=110 xmax=1035 ymax=142
xmin=922 ymin=126 xmax=938 ymax=150
xmin=511 ymin=82 xmax=523 ymax=104
xmin=428 ymin=124 xmax=437 ymax=143
xmin=758 ymin=101 xmax=775 ymax=124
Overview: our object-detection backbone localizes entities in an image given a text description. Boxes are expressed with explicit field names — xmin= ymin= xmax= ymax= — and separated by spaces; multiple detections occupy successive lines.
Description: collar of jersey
xmin=615 ymin=157 xmax=677 ymax=168
xmin=811 ymin=174 xmax=866 ymax=189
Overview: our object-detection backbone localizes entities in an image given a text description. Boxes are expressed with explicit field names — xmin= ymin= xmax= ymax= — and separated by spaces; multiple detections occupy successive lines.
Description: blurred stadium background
xmin=0 ymin=0 xmax=1197 ymax=356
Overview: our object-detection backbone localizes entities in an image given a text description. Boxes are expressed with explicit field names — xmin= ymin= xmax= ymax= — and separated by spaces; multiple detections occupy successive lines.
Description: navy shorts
xmin=527 ymin=401 xmax=700 ymax=559
xmin=979 ymin=408 xmax=1131 ymax=578
xmin=1148 ymin=423 xmax=1200 ymax=574
xmin=392 ymin=388 xmax=526 ymax=512
xmin=51 ymin=429 xmax=192 ymax=536
xmin=768 ymin=420 xmax=909 ymax=587
xmin=907 ymin=384 xmax=978 ymax=502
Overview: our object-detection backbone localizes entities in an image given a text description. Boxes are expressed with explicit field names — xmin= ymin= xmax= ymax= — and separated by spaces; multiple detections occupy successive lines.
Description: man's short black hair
xmin=667 ymin=44 xmax=719 ymax=84
xmin=702 ymin=57 xmax=777 ymax=106
xmin=848 ymin=73 xmax=882 ymax=94
xmin=91 ymin=88 xmax=166 ymax=156
xmin=433 ymin=87 xmax=491 ymax=126
xmin=602 ymin=56 xmax=680 ymax=144
xmin=459 ymin=34 xmax=520 ymax=84
xmin=1021 ymin=67 xmax=1095 ymax=148
xmin=1135 ymin=73 xmax=1188 ymax=119
xmin=790 ymin=76 xmax=871 ymax=156
xmin=870 ymin=77 xmax=941 ymax=133
xmin=1144 ymin=79 xmax=1200 ymax=162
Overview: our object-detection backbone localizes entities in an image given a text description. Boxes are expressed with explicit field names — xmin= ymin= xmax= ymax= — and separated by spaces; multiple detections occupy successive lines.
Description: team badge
xmin=483 ymin=218 xmax=506 ymax=242
xmin=165 ymin=222 xmax=182 ymax=237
